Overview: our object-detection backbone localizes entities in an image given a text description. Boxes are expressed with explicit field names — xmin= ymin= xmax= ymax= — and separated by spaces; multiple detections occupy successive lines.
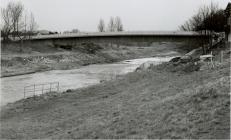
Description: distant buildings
xmin=63 ymin=29 xmax=80 ymax=34
xmin=36 ymin=30 xmax=58 ymax=35
xmin=37 ymin=30 xmax=50 ymax=35
xmin=225 ymin=3 xmax=231 ymax=45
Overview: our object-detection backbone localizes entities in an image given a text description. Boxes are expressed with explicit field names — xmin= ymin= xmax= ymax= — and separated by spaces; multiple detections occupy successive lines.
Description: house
xmin=36 ymin=30 xmax=58 ymax=35
xmin=225 ymin=3 xmax=231 ymax=45
xmin=37 ymin=30 xmax=50 ymax=35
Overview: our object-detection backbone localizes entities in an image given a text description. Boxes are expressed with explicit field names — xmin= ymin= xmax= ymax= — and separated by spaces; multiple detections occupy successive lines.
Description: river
xmin=0 ymin=56 xmax=176 ymax=106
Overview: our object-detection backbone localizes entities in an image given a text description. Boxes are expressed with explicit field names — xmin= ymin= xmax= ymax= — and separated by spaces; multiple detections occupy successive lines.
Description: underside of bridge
xmin=2 ymin=33 xmax=210 ymax=53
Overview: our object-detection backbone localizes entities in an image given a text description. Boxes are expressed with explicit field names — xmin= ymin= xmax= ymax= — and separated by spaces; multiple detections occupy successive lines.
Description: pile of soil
xmin=151 ymin=57 xmax=201 ymax=73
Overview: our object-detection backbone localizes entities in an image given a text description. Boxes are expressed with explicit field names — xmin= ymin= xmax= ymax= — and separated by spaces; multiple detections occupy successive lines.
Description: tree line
xmin=98 ymin=16 xmax=124 ymax=32
xmin=0 ymin=0 xmax=124 ymax=42
xmin=179 ymin=2 xmax=226 ymax=33
xmin=179 ymin=2 xmax=228 ymax=54
xmin=1 ymin=1 xmax=37 ymax=42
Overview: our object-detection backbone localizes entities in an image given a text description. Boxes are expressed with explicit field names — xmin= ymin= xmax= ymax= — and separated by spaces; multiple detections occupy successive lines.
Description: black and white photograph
xmin=0 ymin=0 xmax=230 ymax=139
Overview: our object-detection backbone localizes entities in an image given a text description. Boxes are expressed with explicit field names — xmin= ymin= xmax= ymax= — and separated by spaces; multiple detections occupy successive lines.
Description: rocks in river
xmin=169 ymin=57 xmax=181 ymax=62
xmin=135 ymin=61 xmax=156 ymax=72
xmin=66 ymin=89 xmax=73 ymax=92
xmin=169 ymin=55 xmax=191 ymax=64
xmin=170 ymin=48 xmax=203 ymax=64
xmin=185 ymin=48 xmax=202 ymax=59
xmin=180 ymin=55 xmax=193 ymax=63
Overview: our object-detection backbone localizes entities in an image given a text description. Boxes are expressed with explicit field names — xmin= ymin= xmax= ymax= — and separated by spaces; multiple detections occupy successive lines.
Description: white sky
xmin=0 ymin=0 xmax=230 ymax=32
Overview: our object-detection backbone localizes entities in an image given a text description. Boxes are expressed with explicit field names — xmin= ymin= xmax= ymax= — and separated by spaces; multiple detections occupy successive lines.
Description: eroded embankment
xmin=1 ymin=42 xmax=182 ymax=77
xmin=1 ymin=44 xmax=230 ymax=139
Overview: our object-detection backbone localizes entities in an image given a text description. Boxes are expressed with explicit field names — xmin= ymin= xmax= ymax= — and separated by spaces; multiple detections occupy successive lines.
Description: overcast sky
xmin=1 ymin=0 xmax=230 ymax=32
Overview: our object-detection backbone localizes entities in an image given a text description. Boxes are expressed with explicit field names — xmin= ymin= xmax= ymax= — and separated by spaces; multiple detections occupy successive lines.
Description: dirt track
xmin=1 ymin=45 xmax=230 ymax=139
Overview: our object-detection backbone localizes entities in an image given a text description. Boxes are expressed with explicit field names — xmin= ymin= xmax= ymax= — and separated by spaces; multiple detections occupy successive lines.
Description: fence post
xmin=211 ymin=51 xmax=214 ymax=68
xmin=34 ymin=84 xmax=36 ymax=98
xmin=42 ymin=84 xmax=44 ymax=94
xmin=57 ymin=82 xmax=59 ymax=92
xmin=220 ymin=50 xmax=223 ymax=63
xmin=24 ymin=87 xmax=26 ymax=99
xmin=24 ymin=82 xmax=60 ymax=98
xmin=50 ymin=83 xmax=52 ymax=93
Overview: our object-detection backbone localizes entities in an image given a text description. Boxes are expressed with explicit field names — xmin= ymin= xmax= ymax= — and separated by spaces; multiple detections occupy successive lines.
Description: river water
xmin=0 ymin=56 xmax=176 ymax=106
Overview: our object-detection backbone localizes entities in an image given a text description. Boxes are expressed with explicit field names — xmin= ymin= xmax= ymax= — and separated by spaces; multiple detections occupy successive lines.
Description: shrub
xmin=80 ymin=42 xmax=102 ymax=54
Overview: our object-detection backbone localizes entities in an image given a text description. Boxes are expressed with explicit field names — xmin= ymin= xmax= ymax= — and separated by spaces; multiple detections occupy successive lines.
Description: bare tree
xmin=1 ymin=1 xmax=38 ymax=41
xmin=25 ymin=12 xmax=38 ymax=39
xmin=114 ymin=16 xmax=123 ymax=32
xmin=10 ymin=1 xmax=24 ymax=39
xmin=21 ymin=11 xmax=38 ymax=39
xmin=179 ymin=21 xmax=192 ymax=31
xmin=1 ymin=5 xmax=12 ymax=41
xmin=1 ymin=1 xmax=24 ymax=41
xmin=179 ymin=2 xmax=225 ymax=54
xmin=98 ymin=19 xmax=105 ymax=32
xmin=107 ymin=17 xmax=115 ymax=32
xmin=179 ymin=2 xmax=222 ymax=32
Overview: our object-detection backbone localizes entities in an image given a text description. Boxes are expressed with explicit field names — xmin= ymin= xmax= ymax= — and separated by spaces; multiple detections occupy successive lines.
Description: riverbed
xmin=0 ymin=56 xmax=176 ymax=106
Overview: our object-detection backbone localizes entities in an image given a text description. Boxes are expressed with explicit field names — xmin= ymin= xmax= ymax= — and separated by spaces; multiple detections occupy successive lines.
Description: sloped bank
xmin=1 ymin=43 xmax=230 ymax=139
xmin=1 ymin=42 xmax=183 ymax=77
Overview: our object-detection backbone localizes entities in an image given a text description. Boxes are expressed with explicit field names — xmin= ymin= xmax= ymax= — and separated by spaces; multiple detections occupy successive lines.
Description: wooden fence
xmin=24 ymin=82 xmax=59 ymax=98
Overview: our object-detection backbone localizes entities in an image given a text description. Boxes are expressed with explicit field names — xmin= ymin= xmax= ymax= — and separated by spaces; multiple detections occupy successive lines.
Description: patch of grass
xmin=191 ymin=88 xmax=218 ymax=103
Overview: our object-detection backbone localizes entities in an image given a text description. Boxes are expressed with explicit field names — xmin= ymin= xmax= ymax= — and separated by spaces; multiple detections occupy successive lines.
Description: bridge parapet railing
xmin=24 ymin=82 xmax=59 ymax=98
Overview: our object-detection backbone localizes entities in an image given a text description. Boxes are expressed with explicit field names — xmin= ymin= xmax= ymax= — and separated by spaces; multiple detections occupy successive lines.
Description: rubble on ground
xmin=136 ymin=48 xmax=203 ymax=73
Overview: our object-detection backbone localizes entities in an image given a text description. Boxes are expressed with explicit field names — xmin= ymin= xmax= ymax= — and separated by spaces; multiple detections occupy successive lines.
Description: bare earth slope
xmin=1 ymin=42 xmax=182 ymax=77
xmin=0 ymin=46 xmax=230 ymax=139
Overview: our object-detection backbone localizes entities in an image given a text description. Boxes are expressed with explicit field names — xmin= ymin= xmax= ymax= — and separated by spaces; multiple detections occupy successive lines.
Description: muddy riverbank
xmin=1 ymin=56 xmax=176 ymax=107
xmin=1 ymin=42 xmax=184 ymax=77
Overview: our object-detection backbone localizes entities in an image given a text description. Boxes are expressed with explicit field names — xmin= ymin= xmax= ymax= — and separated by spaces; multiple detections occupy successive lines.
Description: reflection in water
xmin=0 ymin=56 xmax=175 ymax=106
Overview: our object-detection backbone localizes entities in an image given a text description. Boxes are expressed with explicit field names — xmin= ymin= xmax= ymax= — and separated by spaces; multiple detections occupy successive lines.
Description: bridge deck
xmin=32 ymin=31 xmax=208 ymax=40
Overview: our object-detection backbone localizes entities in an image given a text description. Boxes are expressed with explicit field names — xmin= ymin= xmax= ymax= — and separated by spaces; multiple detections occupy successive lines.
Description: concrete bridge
xmin=31 ymin=31 xmax=207 ymax=40
xmin=3 ymin=31 xmax=210 ymax=51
